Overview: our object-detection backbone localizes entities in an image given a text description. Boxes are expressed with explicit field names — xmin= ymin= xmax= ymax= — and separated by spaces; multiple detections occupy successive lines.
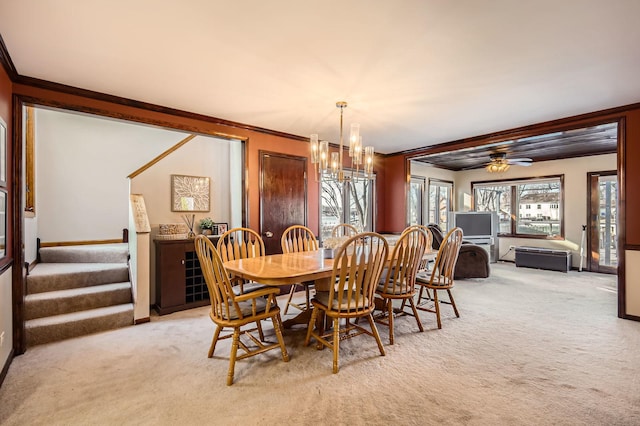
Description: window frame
xmin=407 ymin=175 xmax=426 ymax=225
xmin=428 ymin=178 xmax=454 ymax=231
xmin=319 ymin=169 xmax=376 ymax=241
xmin=472 ymin=174 xmax=565 ymax=240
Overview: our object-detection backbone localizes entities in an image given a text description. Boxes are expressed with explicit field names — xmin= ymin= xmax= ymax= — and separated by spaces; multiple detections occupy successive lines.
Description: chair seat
xmin=415 ymin=271 xmax=431 ymax=283
xmin=232 ymin=281 xmax=271 ymax=296
xmin=376 ymin=281 xmax=410 ymax=295
xmin=222 ymin=297 xmax=268 ymax=320
xmin=314 ymin=290 xmax=369 ymax=311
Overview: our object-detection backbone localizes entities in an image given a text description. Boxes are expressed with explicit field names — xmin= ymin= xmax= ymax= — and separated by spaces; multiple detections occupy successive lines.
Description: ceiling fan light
xmin=486 ymin=161 xmax=510 ymax=173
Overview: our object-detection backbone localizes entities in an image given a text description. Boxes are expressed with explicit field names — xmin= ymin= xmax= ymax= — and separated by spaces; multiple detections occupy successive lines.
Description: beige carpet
xmin=1 ymin=262 xmax=639 ymax=425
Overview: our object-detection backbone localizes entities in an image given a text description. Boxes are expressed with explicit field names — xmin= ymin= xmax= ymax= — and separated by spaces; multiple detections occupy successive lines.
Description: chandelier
xmin=485 ymin=158 xmax=510 ymax=173
xmin=309 ymin=101 xmax=374 ymax=182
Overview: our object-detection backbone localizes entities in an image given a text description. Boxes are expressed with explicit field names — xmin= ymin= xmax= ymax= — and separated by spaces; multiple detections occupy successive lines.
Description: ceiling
xmin=1 ymin=1 xmax=639 ymax=155
xmin=413 ymin=122 xmax=619 ymax=170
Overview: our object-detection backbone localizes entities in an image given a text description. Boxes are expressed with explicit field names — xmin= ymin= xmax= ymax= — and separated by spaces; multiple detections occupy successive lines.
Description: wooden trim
xmin=128 ymin=134 xmax=196 ymax=179
xmin=0 ymin=34 xmax=18 ymax=81
xmin=40 ymin=239 xmax=126 ymax=248
xmin=17 ymin=94 xmax=249 ymax=142
xmin=14 ymin=76 xmax=308 ymax=142
xmin=618 ymin=118 xmax=627 ymax=318
xmin=134 ymin=317 xmax=150 ymax=325
xmin=399 ymin=107 xmax=637 ymax=159
xmin=26 ymin=259 xmax=38 ymax=274
xmin=12 ymin=95 xmax=26 ymax=354
xmin=25 ymin=106 xmax=35 ymax=213
xmin=0 ymin=348 xmax=14 ymax=387
xmin=625 ymin=245 xmax=640 ymax=251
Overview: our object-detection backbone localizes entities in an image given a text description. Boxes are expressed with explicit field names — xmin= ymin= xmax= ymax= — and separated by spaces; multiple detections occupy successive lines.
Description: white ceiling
xmin=1 ymin=0 xmax=640 ymax=154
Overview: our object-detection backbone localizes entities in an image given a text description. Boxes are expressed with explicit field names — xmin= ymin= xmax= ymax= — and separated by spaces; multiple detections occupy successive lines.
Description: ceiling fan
xmin=485 ymin=152 xmax=532 ymax=172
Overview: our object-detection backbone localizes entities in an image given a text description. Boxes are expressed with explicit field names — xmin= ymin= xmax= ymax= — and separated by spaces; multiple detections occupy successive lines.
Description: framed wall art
xmin=171 ymin=174 xmax=210 ymax=212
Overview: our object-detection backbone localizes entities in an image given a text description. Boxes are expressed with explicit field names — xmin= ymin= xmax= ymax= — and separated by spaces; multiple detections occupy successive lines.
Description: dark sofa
xmin=427 ymin=224 xmax=490 ymax=279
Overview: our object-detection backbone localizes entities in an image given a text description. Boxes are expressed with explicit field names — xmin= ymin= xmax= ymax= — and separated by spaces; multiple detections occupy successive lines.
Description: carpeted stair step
xmin=27 ymin=263 xmax=129 ymax=294
xmin=25 ymin=303 xmax=134 ymax=347
xmin=25 ymin=282 xmax=133 ymax=320
xmin=39 ymin=243 xmax=129 ymax=264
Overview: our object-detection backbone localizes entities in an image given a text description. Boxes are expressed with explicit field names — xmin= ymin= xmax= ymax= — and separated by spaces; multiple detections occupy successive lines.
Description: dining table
xmin=223 ymin=250 xmax=335 ymax=329
xmin=223 ymin=244 xmax=437 ymax=329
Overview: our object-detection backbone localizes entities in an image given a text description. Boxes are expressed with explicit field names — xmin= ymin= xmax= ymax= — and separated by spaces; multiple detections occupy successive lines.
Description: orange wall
xmin=13 ymin=83 xmax=319 ymax=234
xmin=377 ymin=155 xmax=407 ymax=233
xmin=0 ymin=66 xmax=10 ymax=123
xmin=624 ymin=109 xmax=640 ymax=245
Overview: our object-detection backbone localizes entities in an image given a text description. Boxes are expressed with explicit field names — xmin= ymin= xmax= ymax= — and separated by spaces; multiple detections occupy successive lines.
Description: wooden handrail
xmin=127 ymin=134 xmax=196 ymax=179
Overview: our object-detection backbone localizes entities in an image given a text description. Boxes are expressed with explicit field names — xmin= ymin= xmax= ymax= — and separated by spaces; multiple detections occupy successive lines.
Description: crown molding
xmin=0 ymin=33 xmax=18 ymax=81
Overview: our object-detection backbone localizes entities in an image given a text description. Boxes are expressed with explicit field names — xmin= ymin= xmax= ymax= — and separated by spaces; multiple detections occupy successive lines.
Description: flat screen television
xmin=448 ymin=211 xmax=498 ymax=240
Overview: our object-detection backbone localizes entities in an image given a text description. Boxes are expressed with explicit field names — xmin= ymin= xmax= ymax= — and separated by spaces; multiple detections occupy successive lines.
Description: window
xmin=428 ymin=179 xmax=453 ymax=230
xmin=320 ymin=170 xmax=375 ymax=241
xmin=473 ymin=175 xmax=564 ymax=239
xmin=407 ymin=176 xmax=425 ymax=225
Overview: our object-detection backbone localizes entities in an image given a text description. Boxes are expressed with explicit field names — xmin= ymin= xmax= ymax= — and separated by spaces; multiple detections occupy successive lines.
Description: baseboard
xmin=0 ymin=348 xmax=14 ymax=388
xmin=134 ymin=317 xmax=150 ymax=325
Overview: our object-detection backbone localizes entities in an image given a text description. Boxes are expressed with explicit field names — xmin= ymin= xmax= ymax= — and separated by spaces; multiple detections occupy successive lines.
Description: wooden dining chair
xmin=280 ymin=225 xmax=319 ymax=315
xmin=374 ymin=226 xmax=428 ymax=344
xmin=304 ymin=232 xmax=389 ymax=373
xmin=401 ymin=224 xmax=434 ymax=302
xmin=217 ymin=227 xmax=268 ymax=294
xmin=194 ymin=235 xmax=289 ymax=386
xmin=331 ymin=223 xmax=358 ymax=238
xmin=415 ymin=227 xmax=464 ymax=329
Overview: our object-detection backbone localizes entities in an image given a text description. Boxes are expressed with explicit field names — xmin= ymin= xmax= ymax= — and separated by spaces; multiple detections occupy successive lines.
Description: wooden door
xmin=260 ymin=152 xmax=307 ymax=254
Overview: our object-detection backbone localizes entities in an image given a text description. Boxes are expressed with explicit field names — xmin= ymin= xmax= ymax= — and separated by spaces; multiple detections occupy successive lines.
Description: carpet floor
xmin=1 ymin=262 xmax=639 ymax=425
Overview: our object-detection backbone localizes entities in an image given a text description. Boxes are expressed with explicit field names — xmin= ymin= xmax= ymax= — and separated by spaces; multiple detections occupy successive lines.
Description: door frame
xmin=587 ymin=170 xmax=618 ymax=274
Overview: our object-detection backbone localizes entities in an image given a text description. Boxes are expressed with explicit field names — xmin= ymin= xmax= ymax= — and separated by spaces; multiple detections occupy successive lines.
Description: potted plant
xmin=199 ymin=217 xmax=215 ymax=235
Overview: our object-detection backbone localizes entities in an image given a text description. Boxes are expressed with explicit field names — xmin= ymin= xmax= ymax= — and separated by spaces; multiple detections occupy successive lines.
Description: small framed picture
xmin=213 ymin=222 xmax=228 ymax=236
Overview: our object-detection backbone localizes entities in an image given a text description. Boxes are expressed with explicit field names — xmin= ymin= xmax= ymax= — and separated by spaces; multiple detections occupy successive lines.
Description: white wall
xmin=130 ymin=136 xmax=236 ymax=231
xmin=32 ymin=108 xmax=186 ymax=250
xmin=130 ymin=136 xmax=241 ymax=304
xmin=30 ymin=107 xmax=241 ymax=308
xmin=454 ymin=153 xmax=617 ymax=266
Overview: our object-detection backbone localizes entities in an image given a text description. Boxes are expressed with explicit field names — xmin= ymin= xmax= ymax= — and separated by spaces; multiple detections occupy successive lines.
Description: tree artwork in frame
xmin=171 ymin=175 xmax=211 ymax=212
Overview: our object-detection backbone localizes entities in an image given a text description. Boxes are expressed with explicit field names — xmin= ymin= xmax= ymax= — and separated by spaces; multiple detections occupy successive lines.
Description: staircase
xmin=25 ymin=243 xmax=134 ymax=347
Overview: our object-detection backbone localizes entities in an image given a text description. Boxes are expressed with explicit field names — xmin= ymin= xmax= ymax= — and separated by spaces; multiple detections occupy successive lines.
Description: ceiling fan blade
xmin=507 ymin=157 xmax=532 ymax=162
xmin=509 ymin=161 xmax=533 ymax=166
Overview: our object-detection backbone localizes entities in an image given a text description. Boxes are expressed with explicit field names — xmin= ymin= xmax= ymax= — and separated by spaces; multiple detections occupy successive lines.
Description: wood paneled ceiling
xmin=412 ymin=122 xmax=618 ymax=171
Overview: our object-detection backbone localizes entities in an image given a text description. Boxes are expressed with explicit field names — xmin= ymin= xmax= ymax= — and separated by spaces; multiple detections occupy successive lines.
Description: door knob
xmin=264 ymin=231 xmax=274 ymax=238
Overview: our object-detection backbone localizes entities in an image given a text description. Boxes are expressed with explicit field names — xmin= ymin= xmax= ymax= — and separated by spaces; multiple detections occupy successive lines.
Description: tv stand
xmin=464 ymin=236 xmax=493 ymax=245
xmin=464 ymin=237 xmax=498 ymax=263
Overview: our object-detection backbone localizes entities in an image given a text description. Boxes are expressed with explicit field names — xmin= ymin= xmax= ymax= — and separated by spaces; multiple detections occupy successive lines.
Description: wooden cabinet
xmin=154 ymin=237 xmax=219 ymax=315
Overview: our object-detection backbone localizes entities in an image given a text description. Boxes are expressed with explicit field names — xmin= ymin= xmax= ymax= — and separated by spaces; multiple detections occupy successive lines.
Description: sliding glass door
xmin=320 ymin=171 xmax=375 ymax=240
